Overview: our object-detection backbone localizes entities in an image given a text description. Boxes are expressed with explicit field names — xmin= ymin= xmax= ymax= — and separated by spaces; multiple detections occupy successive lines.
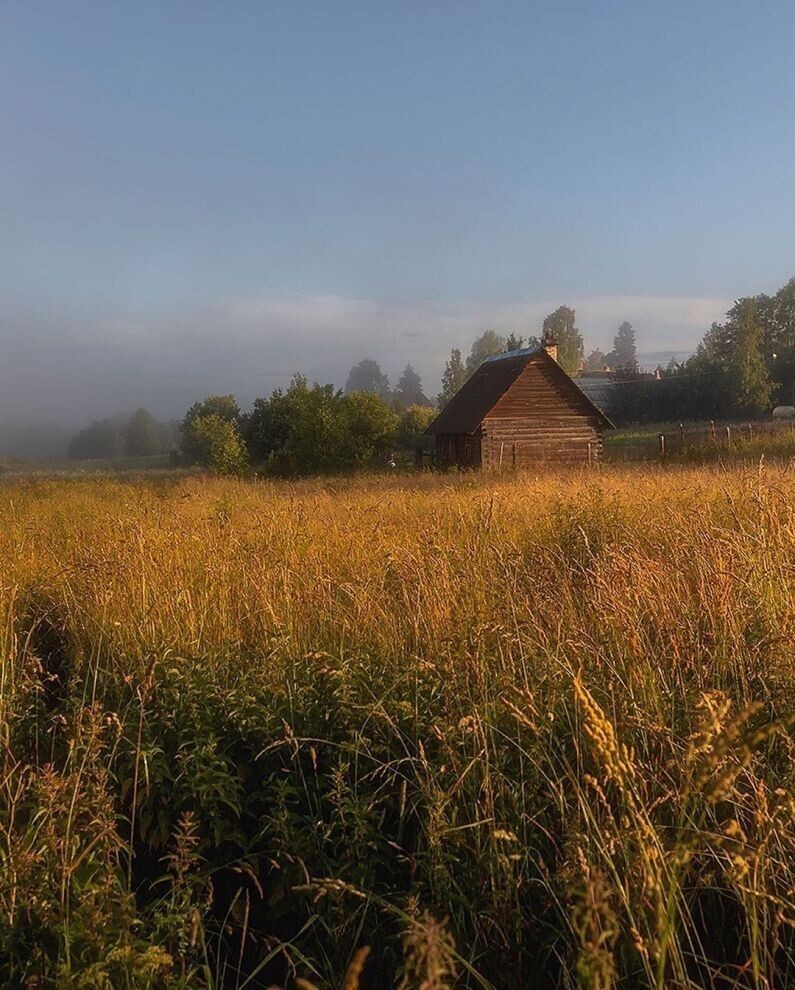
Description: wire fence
xmin=604 ymin=417 xmax=795 ymax=462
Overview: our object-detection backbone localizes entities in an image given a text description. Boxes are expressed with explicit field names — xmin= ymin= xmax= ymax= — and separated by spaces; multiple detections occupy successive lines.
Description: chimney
xmin=541 ymin=327 xmax=558 ymax=363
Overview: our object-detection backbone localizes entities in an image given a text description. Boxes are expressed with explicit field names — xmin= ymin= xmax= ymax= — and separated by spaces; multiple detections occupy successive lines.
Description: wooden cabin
xmin=426 ymin=338 xmax=614 ymax=469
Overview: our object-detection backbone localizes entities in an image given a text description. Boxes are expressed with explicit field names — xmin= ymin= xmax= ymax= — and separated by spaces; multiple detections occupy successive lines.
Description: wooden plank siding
xmin=481 ymin=417 xmax=602 ymax=468
xmin=427 ymin=347 xmax=612 ymax=469
xmin=482 ymin=353 xmax=602 ymax=468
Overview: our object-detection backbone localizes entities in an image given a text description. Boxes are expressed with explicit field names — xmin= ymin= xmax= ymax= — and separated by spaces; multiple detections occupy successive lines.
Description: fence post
xmin=658 ymin=432 xmax=666 ymax=459
xmin=748 ymin=422 xmax=753 ymax=442
xmin=680 ymin=422 xmax=686 ymax=453
xmin=725 ymin=424 xmax=732 ymax=446
xmin=587 ymin=441 xmax=592 ymax=465
xmin=710 ymin=419 xmax=716 ymax=442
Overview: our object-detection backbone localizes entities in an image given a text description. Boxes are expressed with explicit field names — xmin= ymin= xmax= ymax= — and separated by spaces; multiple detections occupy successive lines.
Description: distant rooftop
xmin=575 ymin=375 xmax=616 ymax=413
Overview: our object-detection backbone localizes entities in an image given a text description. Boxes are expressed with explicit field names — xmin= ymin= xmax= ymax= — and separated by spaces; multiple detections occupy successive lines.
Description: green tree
xmin=185 ymin=414 xmax=248 ymax=475
xmin=68 ymin=419 xmax=123 ymax=459
xmin=583 ymin=348 xmax=607 ymax=372
xmin=241 ymin=390 xmax=293 ymax=464
xmin=466 ymin=330 xmax=507 ymax=376
xmin=122 ymin=408 xmax=162 ymax=457
xmin=725 ymin=298 xmax=772 ymax=416
xmin=505 ymin=332 xmax=540 ymax=353
xmin=181 ymin=395 xmax=240 ymax=463
xmin=340 ymin=391 xmax=398 ymax=465
xmin=609 ymin=321 xmax=637 ymax=372
xmin=623 ymin=277 xmax=795 ymax=423
xmin=541 ymin=306 xmax=584 ymax=375
xmin=256 ymin=376 xmax=399 ymax=475
xmin=681 ymin=347 xmax=732 ymax=419
xmin=156 ymin=419 xmax=181 ymax=453
xmin=758 ymin=278 xmax=795 ymax=403
xmin=345 ymin=359 xmax=391 ymax=399
xmin=393 ymin=364 xmax=429 ymax=408
xmin=438 ymin=348 xmax=467 ymax=407
xmin=267 ymin=376 xmax=348 ymax=475
xmin=396 ymin=404 xmax=436 ymax=451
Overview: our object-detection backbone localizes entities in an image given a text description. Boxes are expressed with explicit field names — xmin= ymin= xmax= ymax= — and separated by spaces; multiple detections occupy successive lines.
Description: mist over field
xmin=1 ymin=292 xmax=720 ymax=457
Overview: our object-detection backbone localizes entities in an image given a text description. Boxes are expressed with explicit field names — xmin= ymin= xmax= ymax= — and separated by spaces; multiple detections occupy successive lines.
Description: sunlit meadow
xmin=1 ymin=461 xmax=793 ymax=988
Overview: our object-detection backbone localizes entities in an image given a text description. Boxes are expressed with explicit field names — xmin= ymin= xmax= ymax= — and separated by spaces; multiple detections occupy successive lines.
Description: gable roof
xmin=426 ymin=346 xmax=614 ymax=435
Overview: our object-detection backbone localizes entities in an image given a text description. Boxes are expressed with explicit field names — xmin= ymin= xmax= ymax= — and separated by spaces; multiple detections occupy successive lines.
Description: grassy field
xmin=604 ymin=420 xmax=795 ymax=466
xmin=1 ymin=461 xmax=794 ymax=988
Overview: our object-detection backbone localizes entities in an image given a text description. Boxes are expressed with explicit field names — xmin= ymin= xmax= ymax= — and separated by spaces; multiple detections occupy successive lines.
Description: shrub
xmin=396 ymin=404 xmax=436 ymax=452
xmin=184 ymin=414 xmax=248 ymax=475
xmin=180 ymin=395 xmax=241 ymax=464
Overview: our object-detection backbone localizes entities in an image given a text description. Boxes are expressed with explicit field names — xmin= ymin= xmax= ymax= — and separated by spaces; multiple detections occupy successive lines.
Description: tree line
xmin=438 ymin=305 xmax=639 ymax=406
xmin=68 ymin=409 xmax=179 ymax=460
xmin=66 ymin=278 xmax=793 ymax=471
xmin=178 ymin=379 xmax=437 ymax=476
xmin=611 ymin=277 xmax=795 ymax=423
xmin=66 ymin=304 xmax=636 ymax=473
xmin=176 ymin=305 xmax=635 ymax=475
xmin=344 ymin=361 xmax=431 ymax=407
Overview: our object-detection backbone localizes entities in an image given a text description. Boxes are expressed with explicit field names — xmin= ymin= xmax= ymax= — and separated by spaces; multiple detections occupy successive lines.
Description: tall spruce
xmin=394 ymin=364 xmax=429 ymax=408
xmin=345 ymin=359 xmax=391 ymax=399
xmin=610 ymin=321 xmax=637 ymax=371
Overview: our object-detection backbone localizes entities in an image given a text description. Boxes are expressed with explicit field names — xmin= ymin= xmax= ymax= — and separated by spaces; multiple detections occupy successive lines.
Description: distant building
xmin=425 ymin=334 xmax=614 ymax=468
xmin=574 ymin=372 xmax=618 ymax=417
xmin=575 ymin=367 xmax=663 ymax=421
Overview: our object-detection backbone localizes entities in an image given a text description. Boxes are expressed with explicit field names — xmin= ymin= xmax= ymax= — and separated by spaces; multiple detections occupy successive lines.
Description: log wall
xmin=481 ymin=354 xmax=603 ymax=468
xmin=435 ymin=432 xmax=482 ymax=468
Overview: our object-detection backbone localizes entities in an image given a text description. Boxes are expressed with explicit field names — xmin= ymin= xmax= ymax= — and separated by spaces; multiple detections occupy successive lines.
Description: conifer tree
xmin=438 ymin=348 xmax=466 ymax=407
xmin=610 ymin=321 xmax=637 ymax=371
xmin=394 ymin=364 xmax=428 ymax=407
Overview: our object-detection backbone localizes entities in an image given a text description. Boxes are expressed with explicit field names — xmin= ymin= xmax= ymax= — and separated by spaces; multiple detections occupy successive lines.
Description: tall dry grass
xmin=1 ymin=462 xmax=793 ymax=988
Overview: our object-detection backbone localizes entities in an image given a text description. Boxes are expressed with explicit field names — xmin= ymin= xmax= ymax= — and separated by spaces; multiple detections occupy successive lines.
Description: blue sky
xmin=2 ymin=1 xmax=794 ymax=420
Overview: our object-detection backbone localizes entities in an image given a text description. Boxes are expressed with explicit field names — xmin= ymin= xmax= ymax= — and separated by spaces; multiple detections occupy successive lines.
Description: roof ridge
xmin=484 ymin=345 xmax=542 ymax=362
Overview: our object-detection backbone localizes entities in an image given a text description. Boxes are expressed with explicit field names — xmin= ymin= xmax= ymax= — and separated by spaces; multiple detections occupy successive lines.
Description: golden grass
xmin=1 ymin=462 xmax=794 ymax=988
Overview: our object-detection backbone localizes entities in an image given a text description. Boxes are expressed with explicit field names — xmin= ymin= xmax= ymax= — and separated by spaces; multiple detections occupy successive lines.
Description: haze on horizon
xmin=2 ymin=1 xmax=794 ymax=436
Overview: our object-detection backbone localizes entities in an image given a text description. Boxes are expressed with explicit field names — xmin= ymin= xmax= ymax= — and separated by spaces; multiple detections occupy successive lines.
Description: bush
xmin=241 ymin=376 xmax=397 ymax=475
xmin=184 ymin=414 xmax=248 ymax=475
xmin=340 ymin=390 xmax=398 ymax=465
xmin=180 ymin=395 xmax=241 ymax=464
xmin=68 ymin=419 xmax=123 ymax=459
xmin=396 ymin=404 xmax=436 ymax=452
